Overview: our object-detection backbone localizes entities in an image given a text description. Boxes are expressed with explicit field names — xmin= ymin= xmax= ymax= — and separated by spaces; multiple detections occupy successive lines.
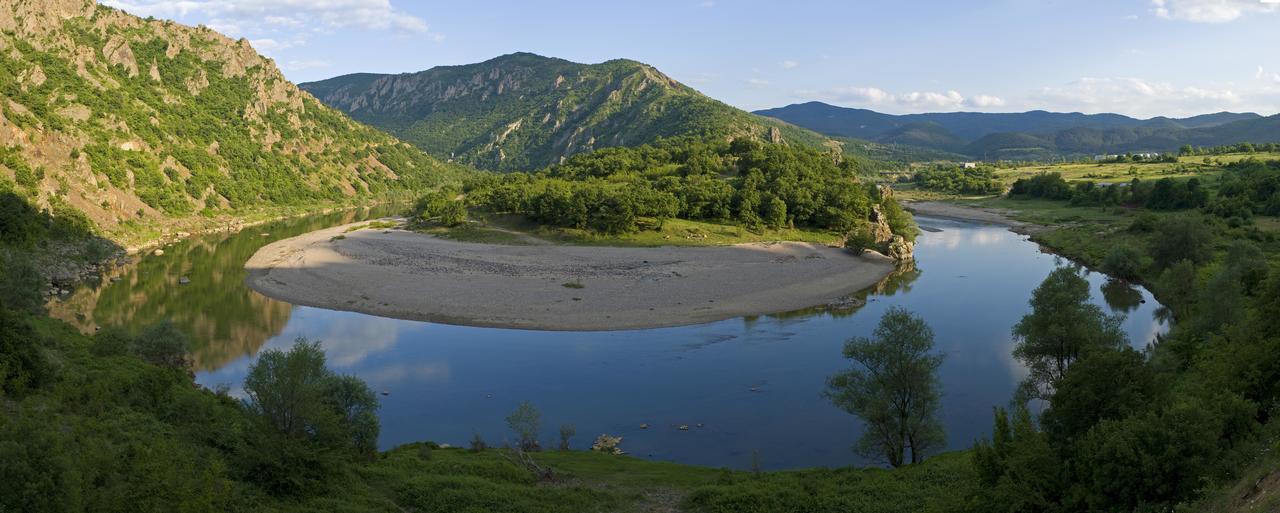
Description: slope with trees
xmin=300 ymin=53 xmax=851 ymax=171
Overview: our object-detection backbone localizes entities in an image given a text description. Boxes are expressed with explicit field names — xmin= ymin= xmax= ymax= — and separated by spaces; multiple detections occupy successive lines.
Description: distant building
xmin=962 ymin=162 xmax=977 ymax=169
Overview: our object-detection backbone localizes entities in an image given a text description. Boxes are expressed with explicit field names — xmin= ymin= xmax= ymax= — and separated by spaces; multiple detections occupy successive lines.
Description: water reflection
xmin=52 ymin=207 xmax=398 ymax=370
xmin=60 ymin=214 xmax=1169 ymax=470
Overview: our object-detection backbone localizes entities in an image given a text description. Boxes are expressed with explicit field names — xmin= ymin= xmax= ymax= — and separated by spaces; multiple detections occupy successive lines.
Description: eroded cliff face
xmin=0 ymin=0 xmax=460 ymax=241
xmin=301 ymin=53 xmax=827 ymax=171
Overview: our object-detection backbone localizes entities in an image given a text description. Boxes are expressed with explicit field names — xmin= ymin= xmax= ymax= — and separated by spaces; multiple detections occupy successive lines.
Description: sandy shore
xmin=244 ymin=221 xmax=897 ymax=331
xmin=905 ymin=201 xmax=1045 ymax=235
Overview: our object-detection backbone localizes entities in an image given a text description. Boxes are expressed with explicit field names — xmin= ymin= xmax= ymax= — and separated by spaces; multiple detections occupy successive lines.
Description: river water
xmin=55 ymin=209 xmax=1166 ymax=470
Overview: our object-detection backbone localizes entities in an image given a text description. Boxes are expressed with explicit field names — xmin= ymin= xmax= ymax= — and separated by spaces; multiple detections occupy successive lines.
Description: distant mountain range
xmin=755 ymin=101 xmax=1280 ymax=160
xmin=300 ymin=53 xmax=842 ymax=171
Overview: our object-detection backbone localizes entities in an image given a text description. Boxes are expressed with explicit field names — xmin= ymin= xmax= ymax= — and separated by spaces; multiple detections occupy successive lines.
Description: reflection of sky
xmin=195 ymin=215 xmax=1168 ymax=470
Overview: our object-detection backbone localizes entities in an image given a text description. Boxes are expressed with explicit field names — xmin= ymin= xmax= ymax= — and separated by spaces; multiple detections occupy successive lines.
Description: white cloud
xmin=970 ymin=94 xmax=1007 ymax=108
xmin=781 ymin=60 xmax=799 ymax=70
xmin=746 ymin=78 xmax=770 ymax=87
xmin=897 ymin=90 xmax=965 ymax=109
xmin=1030 ymin=77 xmax=1245 ymax=117
xmin=1151 ymin=0 xmax=1280 ymax=23
xmin=102 ymin=0 xmax=436 ymax=37
xmin=806 ymin=86 xmax=1003 ymax=111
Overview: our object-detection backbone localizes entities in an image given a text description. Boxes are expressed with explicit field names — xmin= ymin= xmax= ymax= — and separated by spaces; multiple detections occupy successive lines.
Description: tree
xmin=824 ymin=307 xmax=944 ymax=467
xmin=132 ymin=320 xmax=191 ymax=369
xmin=239 ymin=338 xmax=380 ymax=495
xmin=1149 ymin=217 xmax=1213 ymax=269
xmin=558 ymin=424 xmax=575 ymax=451
xmin=506 ymin=401 xmax=541 ymax=451
xmin=1012 ymin=268 xmax=1127 ymax=400
xmin=1100 ymin=244 xmax=1143 ymax=282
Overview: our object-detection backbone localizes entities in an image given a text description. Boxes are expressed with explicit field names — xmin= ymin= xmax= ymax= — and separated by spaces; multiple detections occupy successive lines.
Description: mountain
xmin=300 ymin=53 xmax=840 ymax=171
xmin=755 ymin=101 xmax=1274 ymax=159
xmin=0 ymin=0 xmax=465 ymax=242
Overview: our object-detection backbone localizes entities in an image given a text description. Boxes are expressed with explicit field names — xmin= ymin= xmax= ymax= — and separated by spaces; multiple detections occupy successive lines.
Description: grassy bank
xmin=419 ymin=215 xmax=843 ymax=247
xmin=2 ymin=310 xmax=973 ymax=513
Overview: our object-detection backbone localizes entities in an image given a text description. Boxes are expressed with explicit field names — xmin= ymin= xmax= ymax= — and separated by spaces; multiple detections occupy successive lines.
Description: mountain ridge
xmin=755 ymin=101 xmax=1275 ymax=159
xmin=300 ymin=53 xmax=843 ymax=171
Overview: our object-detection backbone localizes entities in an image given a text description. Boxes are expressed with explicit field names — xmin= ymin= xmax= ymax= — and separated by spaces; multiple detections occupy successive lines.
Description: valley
xmin=3 ymin=1 xmax=1280 ymax=513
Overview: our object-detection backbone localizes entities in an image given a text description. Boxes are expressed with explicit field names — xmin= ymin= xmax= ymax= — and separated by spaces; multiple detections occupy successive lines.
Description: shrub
xmin=558 ymin=424 xmax=575 ymax=451
xmin=506 ymin=401 xmax=542 ymax=451
xmin=1100 ymin=245 xmax=1144 ymax=282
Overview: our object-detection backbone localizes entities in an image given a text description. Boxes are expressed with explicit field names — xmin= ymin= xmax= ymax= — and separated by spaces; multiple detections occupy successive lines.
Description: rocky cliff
xmin=0 ymin=0 xmax=465 ymax=244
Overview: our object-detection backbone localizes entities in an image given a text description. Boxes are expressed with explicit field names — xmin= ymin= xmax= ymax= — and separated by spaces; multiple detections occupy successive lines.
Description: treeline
xmin=910 ymin=165 xmax=1003 ymax=195
xmin=416 ymin=137 xmax=916 ymax=240
xmin=1008 ymin=172 xmax=1209 ymax=210
xmin=1180 ymin=142 xmax=1280 ymax=156
xmin=1009 ymin=159 xmax=1280 ymax=226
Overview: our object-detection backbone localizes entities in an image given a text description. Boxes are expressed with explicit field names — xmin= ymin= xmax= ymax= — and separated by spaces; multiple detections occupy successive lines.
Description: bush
xmin=558 ymin=424 xmax=575 ymax=451
xmin=1149 ymin=217 xmax=1214 ymax=269
xmin=1100 ymin=245 xmax=1144 ymax=282
xmin=506 ymin=401 xmax=541 ymax=451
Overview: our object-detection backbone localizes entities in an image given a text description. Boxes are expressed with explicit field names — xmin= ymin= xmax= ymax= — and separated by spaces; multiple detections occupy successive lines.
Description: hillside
xmin=756 ymin=101 xmax=1275 ymax=159
xmin=300 ymin=53 xmax=842 ymax=171
xmin=0 ymin=0 xmax=466 ymax=246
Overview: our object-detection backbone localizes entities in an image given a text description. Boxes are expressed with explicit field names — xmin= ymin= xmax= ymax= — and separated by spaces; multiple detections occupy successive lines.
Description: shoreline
xmin=905 ymin=201 xmax=1045 ymax=235
xmin=244 ymin=221 xmax=898 ymax=331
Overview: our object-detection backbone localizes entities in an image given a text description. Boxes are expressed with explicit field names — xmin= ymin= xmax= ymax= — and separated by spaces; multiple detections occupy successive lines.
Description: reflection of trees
xmin=769 ymin=261 xmax=923 ymax=321
xmin=1100 ymin=279 xmax=1143 ymax=314
xmin=64 ymin=208 xmax=392 ymax=371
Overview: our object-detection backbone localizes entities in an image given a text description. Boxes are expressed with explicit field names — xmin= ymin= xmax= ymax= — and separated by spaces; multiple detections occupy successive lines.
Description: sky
xmin=100 ymin=0 xmax=1280 ymax=118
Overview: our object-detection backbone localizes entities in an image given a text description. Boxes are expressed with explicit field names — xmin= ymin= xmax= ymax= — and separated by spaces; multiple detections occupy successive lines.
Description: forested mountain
xmin=300 ymin=53 xmax=842 ymax=171
xmin=0 ymin=0 xmax=465 ymax=241
xmin=756 ymin=101 xmax=1275 ymax=159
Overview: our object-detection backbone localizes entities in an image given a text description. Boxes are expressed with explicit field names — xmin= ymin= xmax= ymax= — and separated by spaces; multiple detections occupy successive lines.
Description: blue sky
xmin=102 ymin=0 xmax=1280 ymax=117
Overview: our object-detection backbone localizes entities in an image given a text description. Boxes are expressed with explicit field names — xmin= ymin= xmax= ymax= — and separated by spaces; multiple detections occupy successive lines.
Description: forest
xmin=415 ymin=137 xmax=917 ymax=245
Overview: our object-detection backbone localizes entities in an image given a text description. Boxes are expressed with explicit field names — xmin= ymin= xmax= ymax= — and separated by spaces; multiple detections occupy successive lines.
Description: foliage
xmin=506 ymin=401 xmax=543 ymax=451
xmin=1100 ymin=244 xmax=1145 ymax=282
xmin=558 ymin=424 xmax=576 ymax=451
xmin=1011 ymin=267 xmax=1127 ymax=401
xmin=825 ymin=307 xmax=945 ymax=467
xmin=443 ymin=137 xmax=912 ymax=239
xmin=240 ymin=338 xmax=381 ymax=495
xmin=1149 ymin=216 xmax=1214 ymax=269
xmin=913 ymin=165 xmax=1003 ymax=195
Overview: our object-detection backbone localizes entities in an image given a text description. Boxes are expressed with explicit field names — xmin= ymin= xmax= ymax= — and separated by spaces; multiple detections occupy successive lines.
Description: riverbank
xmin=904 ymin=201 xmax=1046 ymax=235
xmin=244 ymin=220 xmax=898 ymax=331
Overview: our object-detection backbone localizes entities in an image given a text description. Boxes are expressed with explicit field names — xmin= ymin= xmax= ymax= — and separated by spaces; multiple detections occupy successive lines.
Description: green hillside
xmin=0 ymin=0 xmax=467 ymax=246
xmin=300 ymin=53 xmax=843 ymax=171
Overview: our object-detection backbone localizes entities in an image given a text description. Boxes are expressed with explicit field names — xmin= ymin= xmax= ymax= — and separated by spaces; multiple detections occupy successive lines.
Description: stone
xmin=639 ymin=423 xmax=649 ymax=430
xmin=153 ymin=249 xmax=164 ymax=256
xmin=178 ymin=277 xmax=190 ymax=284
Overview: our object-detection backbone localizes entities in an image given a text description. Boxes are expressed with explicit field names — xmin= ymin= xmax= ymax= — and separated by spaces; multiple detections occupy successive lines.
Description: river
xmin=52 ymin=209 xmax=1167 ymax=470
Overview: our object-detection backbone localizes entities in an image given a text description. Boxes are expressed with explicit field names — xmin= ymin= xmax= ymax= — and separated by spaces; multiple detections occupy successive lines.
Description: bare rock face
xmin=769 ymin=126 xmax=783 ymax=144
xmin=868 ymin=204 xmax=914 ymax=261
xmin=868 ymin=204 xmax=895 ymax=244
xmin=887 ymin=235 xmax=915 ymax=261
xmin=102 ymin=35 xmax=138 ymax=77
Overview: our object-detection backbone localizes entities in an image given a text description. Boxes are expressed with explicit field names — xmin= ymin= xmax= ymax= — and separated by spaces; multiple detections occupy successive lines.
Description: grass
xmin=285 ymin=445 xmax=976 ymax=513
xmin=426 ymin=215 xmax=843 ymax=248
